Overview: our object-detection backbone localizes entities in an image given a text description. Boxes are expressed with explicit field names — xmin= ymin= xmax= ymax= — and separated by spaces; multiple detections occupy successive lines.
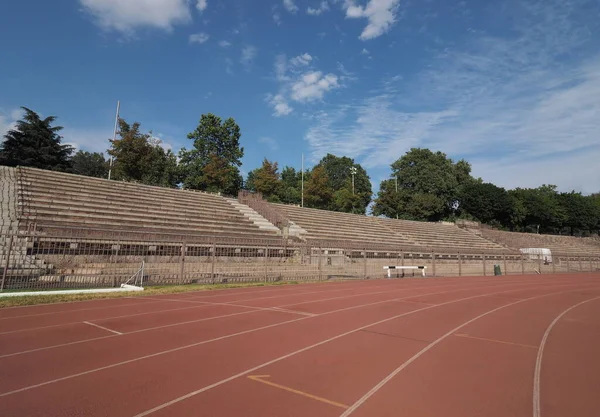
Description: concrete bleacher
xmin=480 ymin=228 xmax=600 ymax=256
xmin=271 ymin=203 xmax=423 ymax=249
xmin=15 ymin=167 xmax=283 ymax=242
xmin=377 ymin=218 xmax=511 ymax=254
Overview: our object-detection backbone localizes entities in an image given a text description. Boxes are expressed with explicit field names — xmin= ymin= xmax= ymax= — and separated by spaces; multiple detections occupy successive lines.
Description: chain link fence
xmin=1 ymin=228 xmax=599 ymax=292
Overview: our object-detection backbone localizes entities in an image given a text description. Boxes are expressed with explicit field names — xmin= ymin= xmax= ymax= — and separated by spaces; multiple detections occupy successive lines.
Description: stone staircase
xmin=225 ymin=198 xmax=308 ymax=239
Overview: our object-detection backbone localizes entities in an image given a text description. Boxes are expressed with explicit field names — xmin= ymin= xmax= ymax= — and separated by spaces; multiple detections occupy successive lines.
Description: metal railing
xmin=1 ymin=228 xmax=599 ymax=292
xmin=238 ymin=190 xmax=290 ymax=229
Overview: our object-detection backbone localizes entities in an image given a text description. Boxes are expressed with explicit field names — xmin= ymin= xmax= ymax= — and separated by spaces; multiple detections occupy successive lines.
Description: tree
xmin=194 ymin=154 xmax=242 ymax=194
xmin=246 ymin=159 xmax=281 ymax=201
xmin=179 ymin=113 xmax=244 ymax=194
xmin=0 ymin=107 xmax=73 ymax=171
xmin=71 ymin=150 xmax=108 ymax=178
xmin=558 ymin=192 xmax=599 ymax=235
xmin=278 ymin=166 xmax=302 ymax=205
xmin=304 ymin=165 xmax=333 ymax=209
xmin=373 ymin=148 xmax=473 ymax=221
xmin=108 ymin=118 xmax=179 ymax=187
xmin=315 ymin=154 xmax=372 ymax=214
xmin=509 ymin=185 xmax=566 ymax=233
xmin=459 ymin=182 xmax=511 ymax=226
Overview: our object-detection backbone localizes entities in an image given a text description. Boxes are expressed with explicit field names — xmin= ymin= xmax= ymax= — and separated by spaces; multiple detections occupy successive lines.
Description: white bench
xmin=383 ymin=265 xmax=427 ymax=278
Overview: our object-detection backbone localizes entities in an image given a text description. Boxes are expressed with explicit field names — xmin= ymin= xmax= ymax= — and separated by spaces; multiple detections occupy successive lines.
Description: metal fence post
xmin=179 ymin=241 xmax=186 ymax=285
xmin=566 ymin=256 xmax=570 ymax=273
xmin=590 ymin=257 xmax=593 ymax=273
xmin=579 ymin=256 xmax=583 ymax=273
xmin=552 ymin=257 xmax=556 ymax=274
xmin=1 ymin=235 xmax=14 ymax=292
xmin=431 ymin=251 xmax=436 ymax=277
xmin=458 ymin=253 xmax=462 ymax=277
xmin=503 ymin=254 xmax=507 ymax=276
xmin=482 ymin=253 xmax=486 ymax=276
xmin=363 ymin=248 xmax=368 ymax=279
xmin=264 ymin=244 xmax=269 ymax=282
xmin=538 ymin=255 xmax=543 ymax=274
xmin=521 ymin=253 xmax=525 ymax=274
xmin=318 ymin=245 xmax=322 ymax=281
xmin=401 ymin=252 xmax=405 ymax=266
xmin=210 ymin=241 xmax=216 ymax=284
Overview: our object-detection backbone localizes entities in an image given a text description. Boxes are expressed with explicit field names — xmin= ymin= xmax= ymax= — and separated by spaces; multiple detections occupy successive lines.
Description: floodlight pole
xmin=108 ymin=100 xmax=120 ymax=180
xmin=350 ymin=166 xmax=357 ymax=195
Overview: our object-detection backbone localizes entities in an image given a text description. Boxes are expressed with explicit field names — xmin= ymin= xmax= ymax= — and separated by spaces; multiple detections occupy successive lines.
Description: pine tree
xmin=0 ymin=107 xmax=73 ymax=170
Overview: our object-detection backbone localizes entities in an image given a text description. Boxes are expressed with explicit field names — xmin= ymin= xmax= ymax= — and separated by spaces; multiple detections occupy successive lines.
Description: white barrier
xmin=383 ymin=265 xmax=427 ymax=278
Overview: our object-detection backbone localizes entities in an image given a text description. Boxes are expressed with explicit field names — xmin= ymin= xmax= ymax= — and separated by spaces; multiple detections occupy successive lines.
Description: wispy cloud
xmin=305 ymin=0 xmax=600 ymax=193
xmin=307 ymin=1 xmax=330 ymax=16
xmin=218 ymin=40 xmax=231 ymax=47
xmin=283 ymin=0 xmax=299 ymax=14
xmin=189 ymin=32 xmax=209 ymax=44
xmin=196 ymin=0 xmax=207 ymax=12
xmin=258 ymin=136 xmax=280 ymax=151
xmin=80 ymin=0 xmax=192 ymax=33
xmin=240 ymin=45 xmax=257 ymax=69
xmin=0 ymin=108 xmax=20 ymax=139
xmin=267 ymin=53 xmax=343 ymax=117
xmin=344 ymin=0 xmax=401 ymax=40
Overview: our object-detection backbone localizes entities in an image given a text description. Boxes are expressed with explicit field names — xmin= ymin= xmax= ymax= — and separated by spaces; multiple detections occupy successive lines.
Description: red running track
xmin=0 ymin=274 xmax=599 ymax=417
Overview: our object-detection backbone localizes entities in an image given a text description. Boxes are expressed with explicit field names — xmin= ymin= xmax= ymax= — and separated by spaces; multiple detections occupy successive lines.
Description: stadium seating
xmin=377 ymin=218 xmax=510 ymax=253
xmin=480 ymin=228 xmax=600 ymax=256
xmin=15 ymin=167 xmax=283 ymax=241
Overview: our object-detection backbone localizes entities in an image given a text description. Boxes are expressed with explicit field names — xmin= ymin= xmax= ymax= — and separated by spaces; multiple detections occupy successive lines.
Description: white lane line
xmin=130 ymin=284 xmax=600 ymax=417
xmin=270 ymin=307 xmax=317 ymax=317
xmin=339 ymin=290 xmax=600 ymax=417
xmin=83 ymin=321 xmax=123 ymax=336
xmin=0 ymin=280 xmax=584 ymax=359
xmin=532 ymin=296 xmax=600 ymax=417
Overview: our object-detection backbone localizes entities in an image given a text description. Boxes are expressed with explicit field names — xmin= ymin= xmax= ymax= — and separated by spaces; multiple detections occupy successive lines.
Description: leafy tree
xmin=71 ymin=150 xmax=108 ymax=178
xmin=509 ymin=185 xmax=566 ymax=233
xmin=304 ymin=165 xmax=333 ymax=209
xmin=373 ymin=148 xmax=473 ymax=221
xmin=278 ymin=166 xmax=302 ymax=205
xmin=558 ymin=192 xmax=599 ymax=235
xmin=459 ymin=182 xmax=511 ymax=225
xmin=315 ymin=154 xmax=371 ymax=214
xmin=194 ymin=154 xmax=242 ymax=194
xmin=108 ymin=118 xmax=178 ymax=187
xmin=179 ymin=113 xmax=244 ymax=194
xmin=0 ymin=107 xmax=73 ymax=171
xmin=246 ymin=159 xmax=281 ymax=201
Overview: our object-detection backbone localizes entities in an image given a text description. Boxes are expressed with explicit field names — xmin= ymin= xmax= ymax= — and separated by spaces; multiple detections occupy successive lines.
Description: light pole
xmin=350 ymin=166 xmax=357 ymax=195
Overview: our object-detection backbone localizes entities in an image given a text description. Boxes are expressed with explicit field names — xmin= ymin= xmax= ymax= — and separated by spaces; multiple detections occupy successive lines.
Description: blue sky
xmin=1 ymin=0 xmax=599 ymax=194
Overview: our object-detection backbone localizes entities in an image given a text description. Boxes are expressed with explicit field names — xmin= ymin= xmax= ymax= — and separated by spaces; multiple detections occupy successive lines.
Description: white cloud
xmin=240 ymin=45 xmax=258 ymax=68
xmin=196 ymin=0 xmax=207 ymax=12
xmin=283 ymin=0 xmax=299 ymax=13
xmin=273 ymin=12 xmax=282 ymax=25
xmin=291 ymin=71 xmax=339 ymax=102
xmin=0 ymin=109 xmax=20 ymax=140
xmin=289 ymin=53 xmax=313 ymax=67
xmin=189 ymin=32 xmax=209 ymax=44
xmin=61 ymin=127 xmax=114 ymax=154
xmin=79 ymin=0 xmax=192 ymax=33
xmin=307 ymin=1 xmax=330 ymax=15
xmin=258 ymin=136 xmax=280 ymax=151
xmin=267 ymin=94 xmax=294 ymax=117
xmin=266 ymin=54 xmax=343 ymax=116
xmin=218 ymin=40 xmax=231 ymax=47
xmin=225 ymin=57 xmax=234 ymax=75
xmin=361 ymin=48 xmax=369 ymax=55
xmin=344 ymin=0 xmax=401 ymax=40
xmin=304 ymin=0 xmax=600 ymax=193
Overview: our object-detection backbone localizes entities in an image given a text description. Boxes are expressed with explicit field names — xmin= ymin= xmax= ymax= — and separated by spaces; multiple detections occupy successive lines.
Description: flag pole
xmin=108 ymin=100 xmax=120 ymax=180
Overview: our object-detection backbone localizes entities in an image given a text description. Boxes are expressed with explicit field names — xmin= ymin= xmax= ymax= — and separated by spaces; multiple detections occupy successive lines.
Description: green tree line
xmin=2 ymin=107 xmax=599 ymax=235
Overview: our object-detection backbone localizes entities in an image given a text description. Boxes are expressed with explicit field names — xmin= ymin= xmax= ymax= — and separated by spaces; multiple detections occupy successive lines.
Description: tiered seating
xmin=270 ymin=203 xmax=422 ymax=249
xmin=378 ymin=218 xmax=511 ymax=254
xmin=480 ymin=228 xmax=600 ymax=256
xmin=18 ymin=168 xmax=282 ymax=241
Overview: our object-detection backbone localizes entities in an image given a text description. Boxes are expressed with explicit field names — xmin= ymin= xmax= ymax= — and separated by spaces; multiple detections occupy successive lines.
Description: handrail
xmin=238 ymin=190 xmax=290 ymax=229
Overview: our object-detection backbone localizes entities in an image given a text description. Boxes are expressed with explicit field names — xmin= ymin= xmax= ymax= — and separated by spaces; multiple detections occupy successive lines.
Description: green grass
xmin=0 ymin=280 xmax=311 ymax=308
